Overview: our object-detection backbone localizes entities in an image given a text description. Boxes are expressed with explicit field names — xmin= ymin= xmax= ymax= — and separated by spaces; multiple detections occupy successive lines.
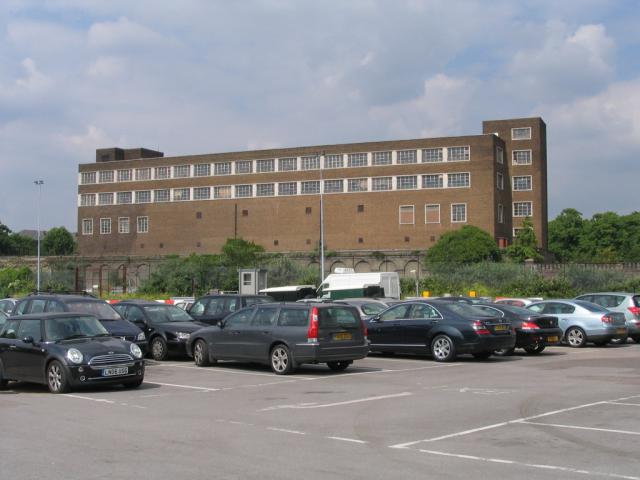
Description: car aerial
xmin=0 ymin=298 xmax=18 ymax=315
xmin=0 ymin=312 xmax=145 ymax=393
xmin=113 ymin=300 xmax=208 ymax=360
xmin=574 ymin=292 xmax=640 ymax=343
xmin=366 ymin=299 xmax=515 ymax=362
xmin=12 ymin=293 xmax=147 ymax=352
xmin=333 ymin=298 xmax=389 ymax=321
xmin=187 ymin=302 xmax=369 ymax=374
xmin=188 ymin=293 xmax=274 ymax=326
xmin=526 ymin=300 xmax=627 ymax=347
xmin=471 ymin=303 xmax=562 ymax=355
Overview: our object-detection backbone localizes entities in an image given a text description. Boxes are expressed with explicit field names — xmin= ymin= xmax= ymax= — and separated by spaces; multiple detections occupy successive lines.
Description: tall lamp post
xmin=410 ymin=269 xmax=419 ymax=297
xmin=319 ymin=152 xmax=325 ymax=285
xmin=34 ymin=180 xmax=44 ymax=292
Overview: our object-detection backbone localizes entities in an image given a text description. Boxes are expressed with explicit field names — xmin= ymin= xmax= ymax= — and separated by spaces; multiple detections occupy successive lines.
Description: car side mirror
xmin=218 ymin=320 xmax=226 ymax=329
xmin=133 ymin=319 xmax=145 ymax=327
xmin=22 ymin=336 xmax=34 ymax=344
xmin=372 ymin=316 xmax=381 ymax=323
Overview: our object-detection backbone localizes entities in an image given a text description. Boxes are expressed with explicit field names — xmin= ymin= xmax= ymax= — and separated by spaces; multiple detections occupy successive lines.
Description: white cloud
xmin=15 ymin=58 xmax=52 ymax=91
xmin=87 ymin=56 xmax=126 ymax=78
xmin=87 ymin=16 xmax=168 ymax=49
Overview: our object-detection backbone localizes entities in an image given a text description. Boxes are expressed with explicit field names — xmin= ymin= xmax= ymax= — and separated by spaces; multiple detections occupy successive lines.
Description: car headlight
xmin=175 ymin=332 xmax=191 ymax=340
xmin=66 ymin=348 xmax=83 ymax=364
xmin=130 ymin=343 xmax=143 ymax=359
xmin=136 ymin=332 xmax=146 ymax=341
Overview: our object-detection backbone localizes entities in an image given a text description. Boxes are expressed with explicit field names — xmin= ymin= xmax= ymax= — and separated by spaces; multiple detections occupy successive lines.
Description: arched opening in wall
xmin=404 ymin=260 xmax=420 ymax=276
xmin=98 ymin=264 xmax=110 ymax=298
xmin=354 ymin=260 xmax=371 ymax=273
xmin=378 ymin=260 xmax=397 ymax=272
xmin=330 ymin=260 xmax=347 ymax=273
xmin=134 ymin=264 xmax=150 ymax=293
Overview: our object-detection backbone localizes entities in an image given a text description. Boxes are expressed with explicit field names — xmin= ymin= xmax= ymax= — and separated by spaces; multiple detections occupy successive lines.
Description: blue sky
xmin=1 ymin=0 xmax=639 ymax=232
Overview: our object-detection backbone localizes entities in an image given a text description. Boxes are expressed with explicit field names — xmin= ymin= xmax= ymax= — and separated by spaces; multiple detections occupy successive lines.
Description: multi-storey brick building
xmin=77 ymin=117 xmax=547 ymax=256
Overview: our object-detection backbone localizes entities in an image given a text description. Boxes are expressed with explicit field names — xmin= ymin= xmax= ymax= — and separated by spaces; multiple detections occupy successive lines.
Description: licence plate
xmin=102 ymin=367 xmax=128 ymax=377
xmin=334 ymin=332 xmax=352 ymax=341
xmin=617 ymin=328 xmax=627 ymax=335
xmin=494 ymin=324 xmax=508 ymax=332
xmin=547 ymin=336 xmax=559 ymax=343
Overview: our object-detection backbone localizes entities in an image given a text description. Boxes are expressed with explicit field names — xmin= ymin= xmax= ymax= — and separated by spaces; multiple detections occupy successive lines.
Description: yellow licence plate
xmin=334 ymin=332 xmax=352 ymax=341
xmin=494 ymin=324 xmax=508 ymax=331
xmin=547 ymin=336 xmax=559 ymax=343
xmin=617 ymin=328 xmax=627 ymax=335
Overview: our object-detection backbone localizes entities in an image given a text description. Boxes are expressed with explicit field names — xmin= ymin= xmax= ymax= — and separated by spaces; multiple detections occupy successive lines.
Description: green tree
xmin=548 ymin=208 xmax=584 ymax=262
xmin=221 ymin=238 xmax=265 ymax=267
xmin=424 ymin=226 xmax=500 ymax=266
xmin=505 ymin=217 xmax=543 ymax=262
xmin=0 ymin=222 xmax=12 ymax=254
xmin=42 ymin=227 xmax=75 ymax=255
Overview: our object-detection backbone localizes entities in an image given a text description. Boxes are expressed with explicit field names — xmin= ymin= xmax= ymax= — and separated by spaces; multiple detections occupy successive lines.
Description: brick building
xmin=77 ymin=117 xmax=547 ymax=256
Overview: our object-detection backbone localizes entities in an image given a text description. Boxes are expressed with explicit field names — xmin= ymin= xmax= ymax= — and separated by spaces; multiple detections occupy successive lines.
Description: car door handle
xmin=262 ymin=331 xmax=271 ymax=335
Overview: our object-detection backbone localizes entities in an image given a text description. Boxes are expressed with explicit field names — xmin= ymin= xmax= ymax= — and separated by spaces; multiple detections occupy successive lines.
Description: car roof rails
xmin=29 ymin=290 xmax=97 ymax=298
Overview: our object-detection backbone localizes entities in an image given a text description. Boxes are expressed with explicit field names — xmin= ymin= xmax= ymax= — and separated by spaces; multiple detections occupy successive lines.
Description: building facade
xmin=77 ymin=117 xmax=547 ymax=256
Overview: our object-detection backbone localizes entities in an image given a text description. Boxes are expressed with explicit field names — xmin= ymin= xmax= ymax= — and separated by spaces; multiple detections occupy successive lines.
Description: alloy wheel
xmin=433 ymin=337 xmax=451 ymax=360
xmin=271 ymin=347 xmax=289 ymax=373
xmin=48 ymin=364 xmax=62 ymax=392
xmin=567 ymin=328 xmax=585 ymax=347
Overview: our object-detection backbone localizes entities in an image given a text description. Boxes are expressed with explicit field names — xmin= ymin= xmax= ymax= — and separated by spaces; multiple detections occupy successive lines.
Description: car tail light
xmin=472 ymin=320 xmax=491 ymax=335
xmin=308 ymin=307 xmax=319 ymax=343
xmin=601 ymin=315 xmax=614 ymax=324
xmin=361 ymin=320 xmax=368 ymax=339
xmin=628 ymin=306 xmax=640 ymax=317
xmin=521 ymin=321 xmax=540 ymax=331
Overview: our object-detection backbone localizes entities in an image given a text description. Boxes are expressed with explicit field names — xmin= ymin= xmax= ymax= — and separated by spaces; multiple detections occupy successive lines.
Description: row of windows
xmin=495 ymin=174 xmax=533 ymax=191
xmin=78 ymin=173 xmax=473 ymax=206
xmin=399 ymin=204 xmax=467 ymax=225
xmin=82 ymin=216 xmax=149 ymax=235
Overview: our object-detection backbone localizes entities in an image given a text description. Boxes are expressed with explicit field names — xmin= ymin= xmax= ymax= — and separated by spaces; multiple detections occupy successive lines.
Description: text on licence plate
xmin=334 ymin=332 xmax=352 ymax=341
xmin=547 ymin=336 xmax=559 ymax=343
xmin=102 ymin=367 xmax=128 ymax=377
xmin=494 ymin=324 xmax=508 ymax=332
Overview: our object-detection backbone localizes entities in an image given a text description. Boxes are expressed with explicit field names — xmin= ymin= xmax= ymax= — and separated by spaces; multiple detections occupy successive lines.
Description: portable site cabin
xmin=318 ymin=271 xmax=400 ymax=300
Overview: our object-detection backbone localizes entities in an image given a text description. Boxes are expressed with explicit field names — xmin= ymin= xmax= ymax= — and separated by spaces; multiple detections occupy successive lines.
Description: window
xmin=117 ymin=169 xmax=132 ymax=182
xmin=372 ymin=177 xmax=392 ymax=191
xmin=397 ymin=175 xmax=417 ymax=190
xmin=116 ymin=192 xmax=132 ymax=204
xmin=422 ymin=148 xmax=443 ymax=163
xmin=324 ymin=179 xmax=344 ymax=193
xmin=498 ymin=204 xmax=504 ymax=224
xmin=154 ymin=189 xmax=170 ymax=202
xmin=512 ymin=127 xmax=532 ymax=140
xmin=425 ymin=204 xmax=440 ymax=224
xmin=278 ymin=157 xmax=297 ymax=171
xmin=173 ymin=165 xmax=190 ymax=178
xmin=301 ymin=156 xmax=320 ymax=170
xmin=214 ymin=162 xmax=231 ymax=175
xmin=513 ymin=175 xmax=532 ymax=191
xmin=397 ymin=150 xmax=417 ymax=164
xmin=100 ymin=218 xmax=111 ymax=234
xmin=278 ymin=308 xmax=309 ymax=327
xmin=448 ymin=146 xmax=470 ymax=161
xmin=214 ymin=186 xmax=232 ymax=199
xmin=235 ymin=161 xmax=252 ymax=174
xmin=98 ymin=192 xmax=113 ymax=205
xmin=80 ymin=194 xmax=96 ymax=207
xmin=348 ymin=178 xmax=368 ymax=192
xmin=256 ymin=159 xmax=275 ymax=173
xmin=154 ymin=166 xmax=171 ymax=179
xmin=324 ymin=154 xmax=343 ymax=169
xmin=513 ymin=227 xmax=524 ymax=238
xmin=194 ymin=163 xmax=211 ymax=177
xmin=372 ymin=151 xmax=392 ymax=165
xmin=173 ymin=188 xmax=190 ymax=201
xmin=497 ymin=147 xmax=504 ymax=164
xmin=235 ymin=184 xmax=252 ymax=198
xmin=278 ymin=182 xmax=297 ymax=196
xmin=82 ymin=219 xmax=93 ymax=235
xmin=399 ymin=205 xmax=415 ymax=224
xmin=447 ymin=172 xmax=470 ymax=188
xmin=256 ymin=183 xmax=275 ymax=196
xmin=497 ymin=172 xmax=504 ymax=190
xmin=512 ymin=150 xmax=532 ymax=165
xmin=194 ymin=187 xmax=211 ymax=200
xmin=17 ymin=319 xmax=42 ymax=342
xmin=135 ymin=191 xmax=151 ymax=203
xmin=347 ymin=153 xmax=367 ymax=167
xmin=81 ymin=172 xmax=96 ymax=184
xmin=99 ymin=171 xmax=114 ymax=183
xmin=137 ymin=216 xmax=149 ymax=233
xmin=451 ymin=203 xmax=467 ymax=223
xmin=135 ymin=168 xmax=151 ymax=181
xmin=301 ymin=181 xmax=320 ymax=194
xmin=422 ymin=174 xmax=444 ymax=189
xmin=513 ymin=201 xmax=533 ymax=217
xmin=118 ymin=217 xmax=130 ymax=234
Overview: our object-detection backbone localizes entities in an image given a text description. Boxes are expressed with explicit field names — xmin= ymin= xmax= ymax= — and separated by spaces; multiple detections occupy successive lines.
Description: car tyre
xmin=523 ymin=344 xmax=546 ymax=354
xmin=472 ymin=351 xmax=492 ymax=360
xmin=47 ymin=360 xmax=70 ymax=394
xmin=431 ymin=335 xmax=457 ymax=362
xmin=494 ymin=347 xmax=515 ymax=356
xmin=270 ymin=344 xmax=295 ymax=375
xmin=150 ymin=337 xmax=168 ymax=361
xmin=123 ymin=378 xmax=143 ymax=389
xmin=327 ymin=360 xmax=352 ymax=372
xmin=632 ymin=336 xmax=640 ymax=344
xmin=193 ymin=339 xmax=212 ymax=367
xmin=566 ymin=327 xmax=587 ymax=348
xmin=0 ymin=361 xmax=8 ymax=390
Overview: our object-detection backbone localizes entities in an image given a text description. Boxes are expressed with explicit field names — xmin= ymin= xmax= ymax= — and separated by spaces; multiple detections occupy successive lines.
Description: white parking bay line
xmin=65 ymin=394 xmax=115 ymax=404
xmin=153 ymin=363 xmax=314 ymax=379
xmin=327 ymin=437 xmax=368 ymax=444
xmin=267 ymin=427 xmax=306 ymax=435
xmin=520 ymin=421 xmax=640 ymax=436
xmin=259 ymin=392 xmax=413 ymax=411
xmin=606 ymin=401 xmax=640 ymax=407
xmin=145 ymin=381 xmax=220 ymax=392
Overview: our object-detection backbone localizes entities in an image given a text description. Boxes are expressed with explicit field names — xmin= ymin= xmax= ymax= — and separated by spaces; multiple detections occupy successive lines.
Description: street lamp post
xmin=319 ymin=152 xmax=325 ymax=285
xmin=410 ymin=269 xmax=419 ymax=297
xmin=34 ymin=180 xmax=44 ymax=292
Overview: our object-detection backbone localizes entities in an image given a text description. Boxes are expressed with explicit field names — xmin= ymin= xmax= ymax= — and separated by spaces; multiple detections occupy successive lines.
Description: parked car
xmin=471 ymin=303 xmax=562 ymax=355
xmin=333 ymin=298 xmax=389 ymax=321
xmin=0 ymin=310 xmax=7 ymax=329
xmin=12 ymin=294 xmax=147 ymax=352
xmin=0 ymin=312 xmax=145 ymax=393
xmin=0 ymin=298 xmax=18 ymax=315
xmin=366 ymin=300 xmax=515 ymax=362
xmin=187 ymin=302 xmax=369 ymax=374
xmin=113 ymin=300 xmax=208 ymax=360
xmin=432 ymin=296 xmax=490 ymax=305
xmin=526 ymin=300 xmax=627 ymax=347
xmin=494 ymin=298 xmax=540 ymax=307
xmin=188 ymin=294 xmax=274 ymax=326
xmin=574 ymin=293 xmax=640 ymax=343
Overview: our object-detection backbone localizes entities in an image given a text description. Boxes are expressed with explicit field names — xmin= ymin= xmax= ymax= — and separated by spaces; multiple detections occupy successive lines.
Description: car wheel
xmin=270 ymin=344 xmax=295 ymax=375
xmin=47 ymin=360 xmax=70 ymax=394
xmin=632 ymin=336 xmax=640 ymax=344
xmin=566 ymin=327 xmax=587 ymax=348
xmin=493 ymin=347 xmax=515 ymax=356
xmin=0 ymin=361 xmax=8 ymax=390
xmin=472 ymin=351 xmax=492 ymax=360
xmin=523 ymin=344 xmax=546 ymax=354
xmin=123 ymin=379 xmax=143 ymax=389
xmin=431 ymin=335 xmax=457 ymax=362
xmin=193 ymin=339 xmax=212 ymax=367
xmin=150 ymin=337 xmax=168 ymax=361
xmin=327 ymin=361 xmax=352 ymax=372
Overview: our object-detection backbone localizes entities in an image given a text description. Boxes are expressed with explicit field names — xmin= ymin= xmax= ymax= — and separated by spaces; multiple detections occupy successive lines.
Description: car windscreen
xmin=319 ymin=307 xmax=360 ymax=328
xmin=574 ymin=300 xmax=608 ymax=313
xmin=45 ymin=316 xmax=109 ymax=341
xmin=66 ymin=301 xmax=122 ymax=320
xmin=145 ymin=305 xmax=193 ymax=323
xmin=360 ymin=303 xmax=387 ymax=315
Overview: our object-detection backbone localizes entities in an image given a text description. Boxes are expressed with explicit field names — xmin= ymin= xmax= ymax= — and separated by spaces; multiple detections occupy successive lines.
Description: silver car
xmin=526 ymin=300 xmax=627 ymax=347
xmin=574 ymin=293 xmax=640 ymax=343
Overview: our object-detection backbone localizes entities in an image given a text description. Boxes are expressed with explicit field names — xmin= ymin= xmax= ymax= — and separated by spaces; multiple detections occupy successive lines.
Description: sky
xmin=1 ymin=0 xmax=639 ymax=232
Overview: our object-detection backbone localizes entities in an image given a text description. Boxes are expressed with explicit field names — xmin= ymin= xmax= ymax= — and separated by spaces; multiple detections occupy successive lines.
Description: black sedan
xmin=366 ymin=300 xmax=515 ymax=361
xmin=113 ymin=300 xmax=208 ymax=360
xmin=472 ymin=303 xmax=562 ymax=355
xmin=0 ymin=313 xmax=145 ymax=393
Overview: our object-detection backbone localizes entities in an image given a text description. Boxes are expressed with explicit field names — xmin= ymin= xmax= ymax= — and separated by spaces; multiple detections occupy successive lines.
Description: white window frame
xmin=324 ymin=154 xmax=343 ymax=169
xmin=81 ymin=172 xmax=97 ymax=185
xmin=496 ymin=146 xmax=504 ymax=164
xmin=194 ymin=163 xmax=211 ymax=177
xmin=117 ymin=169 xmax=132 ymax=182
xmin=154 ymin=189 xmax=170 ymax=202
xmin=100 ymin=218 xmax=111 ymax=235
xmin=278 ymin=182 xmax=297 ymax=196
xmin=235 ymin=184 xmax=252 ymax=198
xmin=116 ymin=192 xmax=132 ymax=204
xmin=347 ymin=178 xmax=368 ymax=192
xmin=278 ymin=157 xmax=297 ymax=172
xmin=497 ymin=172 xmax=504 ymax=190
xmin=82 ymin=218 xmax=93 ymax=235
xmin=447 ymin=146 xmax=470 ymax=162
xmin=512 ymin=175 xmax=533 ymax=191
xmin=99 ymin=170 xmax=114 ymax=183
xmin=397 ymin=150 xmax=417 ymax=164
xmin=98 ymin=192 xmax=113 ymax=205
xmin=397 ymin=175 xmax=418 ymax=190
xmin=324 ymin=179 xmax=344 ymax=193
xmin=447 ymin=172 xmax=470 ymax=188
xmin=135 ymin=168 xmax=151 ymax=181
xmin=422 ymin=174 xmax=444 ymax=189
xmin=173 ymin=188 xmax=190 ymax=201
xmin=512 ymin=150 xmax=532 ymax=165
xmin=214 ymin=185 xmax=232 ymax=199
xmin=135 ymin=191 xmax=151 ymax=204
xmin=372 ymin=177 xmax=392 ymax=191
xmin=372 ymin=151 xmax=392 ymax=166
xmin=154 ymin=166 xmax=171 ymax=179
xmin=347 ymin=153 xmax=368 ymax=168
xmin=399 ymin=205 xmax=415 ymax=225
xmin=256 ymin=183 xmax=275 ymax=197
xmin=451 ymin=203 xmax=467 ymax=223
xmin=513 ymin=201 xmax=533 ymax=217
xmin=422 ymin=148 xmax=443 ymax=163
xmin=300 ymin=156 xmax=320 ymax=171
xmin=137 ymin=216 xmax=149 ymax=234
xmin=80 ymin=194 xmax=96 ymax=207
xmin=498 ymin=204 xmax=504 ymax=224
xmin=301 ymin=181 xmax=320 ymax=195
xmin=193 ymin=187 xmax=211 ymax=200
xmin=425 ymin=204 xmax=440 ymax=224
xmin=173 ymin=165 xmax=191 ymax=178
xmin=256 ymin=159 xmax=275 ymax=173
xmin=511 ymin=127 xmax=532 ymax=140
xmin=118 ymin=217 xmax=130 ymax=234
xmin=235 ymin=161 xmax=253 ymax=174
xmin=214 ymin=162 xmax=231 ymax=176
